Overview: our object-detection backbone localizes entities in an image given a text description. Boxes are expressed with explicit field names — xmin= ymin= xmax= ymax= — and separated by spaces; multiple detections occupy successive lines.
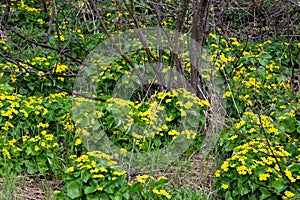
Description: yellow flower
xmin=247 ymin=100 xmax=253 ymax=107
xmin=248 ymin=128 xmax=256 ymax=133
xmin=152 ymin=189 xmax=171 ymax=199
xmin=180 ymin=109 xmax=187 ymax=117
xmin=184 ymin=101 xmax=193 ymax=109
xmin=22 ymin=135 xmax=29 ymax=142
xmin=93 ymin=174 xmax=104 ymax=178
xmin=99 ymin=167 xmax=108 ymax=173
xmin=259 ymin=173 xmax=270 ymax=181
xmin=41 ymin=142 xmax=46 ymax=147
xmin=2 ymin=149 xmax=11 ymax=159
xmin=166 ymin=116 xmax=173 ymax=122
xmin=228 ymin=135 xmax=238 ymax=141
xmin=157 ymin=176 xmax=168 ymax=181
xmin=223 ymin=91 xmax=231 ymax=98
xmin=285 ymin=169 xmax=296 ymax=182
xmin=34 ymin=57 xmax=47 ymax=62
xmin=41 ymin=130 xmax=47 ymax=135
xmin=69 ymin=155 xmax=77 ymax=159
xmin=137 ymin=174 xmax=149 ymax=183
xmin=34 ymin=146 xmax=40 ymax=152
xmin=232 ymin=41 xmax=240 ymax=46
xmin=37 ymin=19 xmax=44 ymax=24
xmin=165 ymin=99 xmax=172 ymax=103
xmin=221 ymin=184 xmax=229 ymax=189
xmin=81 ymin=129 xmax=90 ymax=136
xmin=284 ymin=191 xmax=295 ymax=198
xmin=20 ymin=109 xmax=28 ymax=117
xmin=119 ymin=148 xmax=127 ymax=156
xmin=221 ymin=160 xmax=229 ymax=172
xmin=53 ymin=190 xmax=61 ymax=195
xmin=235 ymin=120 xmax=246 ymax=129
xmin=279 ymin=116 xmax=286 ymax=120
xmin=54 ymin=35 xmax=65 ymax=41
xmin=91 ymin=161 xmax=96 ymax=167
xmin=2 ymin=121 xmax=14 ymax=130
xmin=37 ymin=122 xmax=49 ymax=128
xmin=98 ymin=187 xmax=103 ymax=191
xmin=215 ymin=170 xmax=221 ymax=177
xmin=162 ymin=124 xmax=168 ymax=130
xmin=128 ymin=181 xmax=134 ymax=186
xmin=209 ymin=33 xmax=217 ymax=40
xmin=66 ymin=167 xmax=75 ymax=173
xmin=237 ymin=165 xmax=252 ymax=175
xmin=45 ymin=134 xmax=53 ymax=141
xmin=75 ymin=138 xmax=82 ymax=146
xmin=153 ymin=188 xmax=159 ymax=194
xmin=113 ymin=171 xmax=126 ymax=176
xmin=91 ymin=118 xmax=95 ymax=125
xmin=90 ymin=168 xmax=99 ymax=173
xmin=0 ymin=39 xmax=6 ymax=44
xmin=42 ymin=108 xmax=48 ymax=115
xmin=168 ymin=129 xmax=179 ymax=136
xmin=55 ymin=64 xmax=68 ymax=73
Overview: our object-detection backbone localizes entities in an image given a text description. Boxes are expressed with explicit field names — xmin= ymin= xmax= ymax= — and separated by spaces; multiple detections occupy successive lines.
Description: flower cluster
xmin=211 ymin=32 xmax=300 ymax=199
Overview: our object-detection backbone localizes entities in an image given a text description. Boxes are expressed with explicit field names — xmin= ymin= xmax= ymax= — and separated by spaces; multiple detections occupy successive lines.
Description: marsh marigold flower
xmin=137 ymin=174 xmax=149 ymax=183
xmin=2 ymin=149 xmax=11 ymax=159
xmin=215 ymin=170 xmax=221 ymax=177
xmin=284 ymin=191 xmax=295 ymax=198
xmin=221 ymin=184 xmax=229 ymax=189
xmin=66 ymin=167 xmax=75 ymax=173
xmin=259 ymin=173 xmax=270 ymax=181
xmin=153 ymin=189 xmax=171 ymax=199
xmin=74 ymin=138 xmax=82 ymax=146
xmin=53 ymin=190 xmax=61 ymax=195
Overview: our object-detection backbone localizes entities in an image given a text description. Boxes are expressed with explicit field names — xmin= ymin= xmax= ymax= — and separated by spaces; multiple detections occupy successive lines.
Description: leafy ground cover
xmin=0 ymin=0 xmax=299 ymax=200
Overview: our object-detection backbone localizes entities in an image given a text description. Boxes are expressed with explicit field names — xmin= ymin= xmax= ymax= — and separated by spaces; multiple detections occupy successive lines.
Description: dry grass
xmin=0 ymin=176 xmax=63 ymax=200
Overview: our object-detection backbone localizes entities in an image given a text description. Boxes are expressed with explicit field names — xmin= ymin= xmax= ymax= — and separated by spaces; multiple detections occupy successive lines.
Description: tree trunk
xmin=190 ymin=0 xmax=209 ymax=97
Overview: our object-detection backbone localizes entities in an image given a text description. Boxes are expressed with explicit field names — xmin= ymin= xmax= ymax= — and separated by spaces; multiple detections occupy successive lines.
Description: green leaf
xmin=67 ymin=181 xmax=83 ymax=199
xmin=225 ymin=191 xmax=233 ymax=200
xmin=250 ymin=182 xmax=259 ymax=192
xmin=271 ymin=178 xmax=288 ymax=193
xmin=86 ymin=194 xmax=101 ymax=200
xmin=297 ymin=126 xmax=300 ymax=134
xmin=128 ymin=182 xmax=141 ymax=193
xmin=87 ymin=193 xmax=109 ymax=200
xmin=259 ymin=188 xmax=271 ymax=200
xmin=287 ymin=163 xmax=300 ymax=173
xmin=27 ymin=83 xmax=37 ymax=91
xmin=24 ymin=160 xmax=37 ymax=174
xmin=280 ymin=119 xmax=295 ymax=133
xmin=26 ymin=146 xmax=34 ymax=156
xmin=105 ymin=186 xmax=114 ymax=194
xmin=0 ymin=83 xmax=13 ymax=92
xmin=84 ymin=179 xmax=99 ymax=194
xmin=84 ymin=186 xmax=98 ymax=195
xmin=254 ymin=166 xmax=267 ymax=176
xmin=111 ymin=192 xmax=123 ymax=200
xmin=153 ymin=138 xmax=162 ymax=147
xmin=238 ymin=182 xmax=249 ymax=195
xmin=123 ymin=192 xmax=130 ymax=200
xmin=81 ymin=168 xmax=92 ymax=183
